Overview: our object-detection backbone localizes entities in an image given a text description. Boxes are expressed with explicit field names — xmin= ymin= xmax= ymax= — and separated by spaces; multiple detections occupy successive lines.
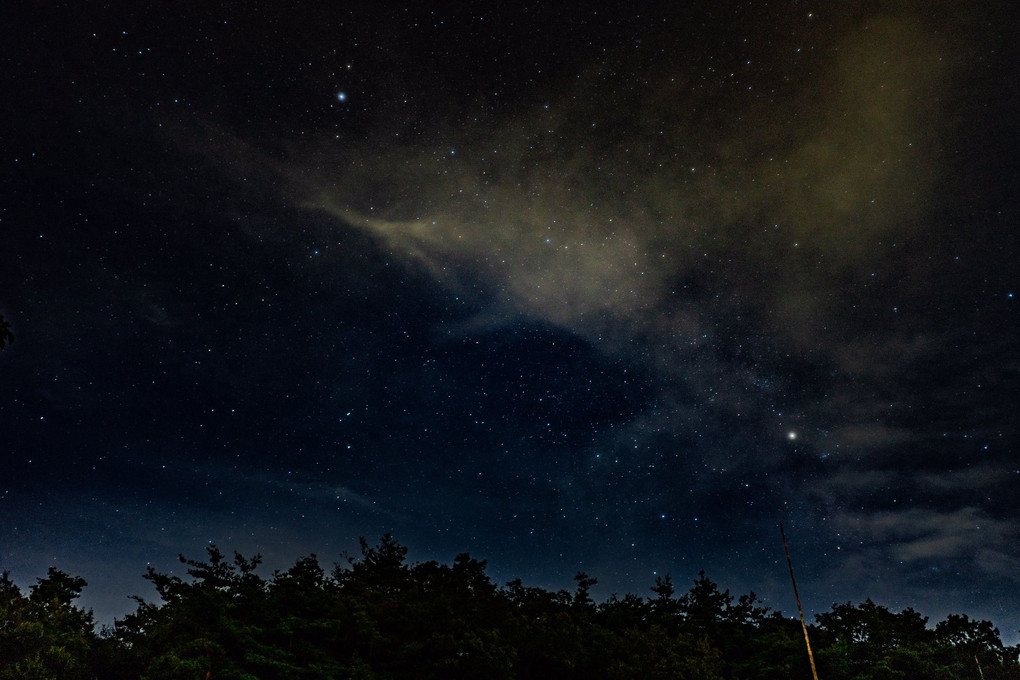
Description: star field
xmin=1 ymin=1 xmax=1018 ymax=641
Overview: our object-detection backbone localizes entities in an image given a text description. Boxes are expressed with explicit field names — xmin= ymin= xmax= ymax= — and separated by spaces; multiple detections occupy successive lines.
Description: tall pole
xmin=780 ymin=522 xmax=820 ymax=680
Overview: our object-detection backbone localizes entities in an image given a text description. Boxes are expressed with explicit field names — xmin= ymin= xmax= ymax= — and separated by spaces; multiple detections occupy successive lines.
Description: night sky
xmin=2 ymin=1 xmax=1018 ymax=639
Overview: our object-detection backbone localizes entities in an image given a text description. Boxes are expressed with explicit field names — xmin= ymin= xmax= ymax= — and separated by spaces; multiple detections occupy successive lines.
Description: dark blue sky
xmin=2 ymin=1 xmax=1017 ymax=641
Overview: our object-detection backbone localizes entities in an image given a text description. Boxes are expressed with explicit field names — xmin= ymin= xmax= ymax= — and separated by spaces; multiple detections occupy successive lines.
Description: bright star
xmin=336 ymin=92 xmax=347 ymax=102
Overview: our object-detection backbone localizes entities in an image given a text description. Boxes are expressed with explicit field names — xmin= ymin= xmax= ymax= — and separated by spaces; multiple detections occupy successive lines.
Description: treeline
xmin=1 ymin=534 xmax=1017 ymax=679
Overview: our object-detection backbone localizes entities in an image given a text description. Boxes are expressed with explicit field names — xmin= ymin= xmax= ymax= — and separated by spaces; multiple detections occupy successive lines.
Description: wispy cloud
xmin=835 ymin=507 xmax=1019 ymax=579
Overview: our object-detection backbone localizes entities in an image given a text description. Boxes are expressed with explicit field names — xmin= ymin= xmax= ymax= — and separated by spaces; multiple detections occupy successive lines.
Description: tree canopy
xmin=1 ymin=536 xmax=1017 ymax=679
xmin=0 ymin=314 xmax=11 ymax=350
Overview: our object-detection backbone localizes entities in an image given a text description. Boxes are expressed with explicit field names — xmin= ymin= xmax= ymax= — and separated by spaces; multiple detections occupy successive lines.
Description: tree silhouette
xmin=0 ymin=569 xmax=97 ymax=680
xmin=4 ymin=535 xmax=1019 ymax=679
xmin=0 ymin=314 xmax=11 ymax=350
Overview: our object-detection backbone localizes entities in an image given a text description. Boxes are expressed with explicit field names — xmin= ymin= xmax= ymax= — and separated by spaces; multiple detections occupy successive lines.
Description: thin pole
xmin=780 ymin=522 xmax=820 ymax=680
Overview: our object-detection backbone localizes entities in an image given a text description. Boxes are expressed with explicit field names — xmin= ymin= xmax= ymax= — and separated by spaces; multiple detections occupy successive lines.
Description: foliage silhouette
xmin=0 ymin=314 xmax=11 ymax=350
xmin=1 ymin=536 xmax=1018 ymax=679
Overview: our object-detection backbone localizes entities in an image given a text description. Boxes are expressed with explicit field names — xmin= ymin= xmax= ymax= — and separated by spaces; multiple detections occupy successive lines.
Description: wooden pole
xmin=780 ymin=522 xmax=820 ymax=680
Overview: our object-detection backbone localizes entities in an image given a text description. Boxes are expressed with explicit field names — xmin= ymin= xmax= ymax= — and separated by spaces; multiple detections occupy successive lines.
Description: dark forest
xmin=2 ymin=535 xmax=1017 ymax=680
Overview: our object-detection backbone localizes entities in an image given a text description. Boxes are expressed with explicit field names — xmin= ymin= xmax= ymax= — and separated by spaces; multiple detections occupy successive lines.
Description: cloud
xmin=829 ymin=334 xmax=935 ymax=380
xmin=164 ymin=7 xmax=985 ymax=525
xmin=262 ymin=12 xmax=983 ymax=539
xmin=829 ymin=424 xmax=919 ymax=452
xmin=914 ymin=466 xmax=1005 ymax=492
xmin=298 ymin=12 xmax=954 ymax=375
xmin=821 ymin=468 xmax=898 ymax=494
xmin=835 ymin=506 xmax=1020 ymax=579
